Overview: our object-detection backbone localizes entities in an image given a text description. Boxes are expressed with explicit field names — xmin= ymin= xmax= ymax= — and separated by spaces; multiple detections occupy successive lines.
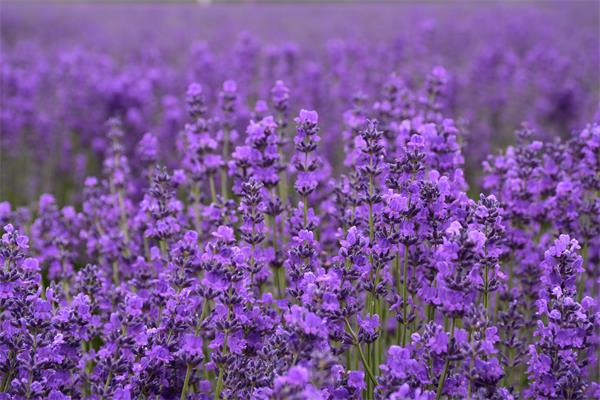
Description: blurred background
xmin=1 ymin=1 xmax=599 ymax=206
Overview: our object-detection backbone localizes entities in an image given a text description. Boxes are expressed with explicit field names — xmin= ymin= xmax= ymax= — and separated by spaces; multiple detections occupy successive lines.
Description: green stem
xmin=214 ymin=362 xmax=225 ymax=399
xmin=117 ymin=188 xmax=130 ymax=248
xmin=160 ymin=240 xmax=168 ymax=258
xmin=103 ymin=369 xmax=113 ymax=396
xmin=144 ymin=237 xmax=150 ymax=260
xmin=112 ymin=261 xmax=119 ymax=286
xmin=214 ymin=288 xmax=233 ymax=399
xmin=483 ymin=262 xmax=489 ymax=310
xmin=394 ymin=252 xmax=401 ymax=295
xmin=180 ymin=363 xmax=192 ymax=400
xmin=277 ymin=117 xmax=289 ymax=206
xmin=220 ymin=128 xmax=229 ymax=200
xmin=303 ymin=195 xmax=308 ymax=227
xmin=365 ymin=155 xmax=377 ymax=382
xmin=378 ymin=296 xmax=386 ymax=363
xmin=401 ymin=244 xmax=409 ymax=346
xmin=427 ymin=278 xmax=438 ymax=322
xmin=436 ymin=317 xmax=456 ymax=400
xmin=191 ymin=184 xmax=203 ymax=237
xmin=209 ymin=175 xmax=217 ymax=204
xmin=1 ymin=366 xmax=11 ymax=392
xmin=25 ymin=336 xmax=37 ymax=400
xmin=271 ymin=210 xmax=284 ymax=297
xmin=577 ymin=242 xmax=588 ymax=302
xmin=483 ymin=227 xmax=489 ymax=312
xmin=62 ymin=279 xmax=71 ymax=304
xmin=344 ymin=318 xmax=377 ymax=388
xmin=467 ymin=328 xmax=474 ymax=398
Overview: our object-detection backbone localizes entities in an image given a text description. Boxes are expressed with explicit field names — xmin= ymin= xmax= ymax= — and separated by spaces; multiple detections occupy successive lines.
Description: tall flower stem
xmin=220 ymin=128 xmax=229 ymax=200
xmin=577 ymin=242 xmax=588 ymax=302
xmin=483 ymin=227 xmax=490 ymax=311
xmin=401 ymin=243 xmax=409 ymax=346
xmin=180 ymin=303 xmax=209 ymax=400
xmin=344 ymin=318 xmax=377 ymax=388
xmin=191 ymin=184 xmax=203 ymax=236
xmin=436 ymin=317 xmax=456 ymax=400
xmin=180 ymin=364 xmax=192 ymax=400
xmin=214 ymin=288 xmax=232 ymax=400
xmin=303 ymin=195 xmax=308 ymax=227
xmin=209 ymin=175 xmax=217 ymax=204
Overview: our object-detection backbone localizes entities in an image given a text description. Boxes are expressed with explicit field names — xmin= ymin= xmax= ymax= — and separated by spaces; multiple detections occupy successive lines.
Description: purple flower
xmin=357 ymin=313 xmax=380 ymax=343
xmin=182 ymin=334 xmax=203 ymax=357
xmin=348 ymin=370 xmax=366 ymax=392
xmin=1 ymin=18 xmax=598 ymax=399
xmin=137 ymin=132 xmax=158 ymax=164
xmin=295 ymin=109 xmax=318 ymax=126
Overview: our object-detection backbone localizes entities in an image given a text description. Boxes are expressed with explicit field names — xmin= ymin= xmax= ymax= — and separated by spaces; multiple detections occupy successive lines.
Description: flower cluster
xmin=1 ymin=3 xmax=599 ymax=399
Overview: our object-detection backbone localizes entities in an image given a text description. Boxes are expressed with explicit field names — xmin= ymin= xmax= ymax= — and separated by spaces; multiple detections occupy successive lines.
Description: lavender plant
xmin=1 ymin=2 xmax=599 ymax=399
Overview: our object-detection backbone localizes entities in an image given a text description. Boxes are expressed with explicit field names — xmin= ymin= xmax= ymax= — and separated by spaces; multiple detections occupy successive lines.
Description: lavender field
xmin=1 ymin=2 xmax=599 ymax=399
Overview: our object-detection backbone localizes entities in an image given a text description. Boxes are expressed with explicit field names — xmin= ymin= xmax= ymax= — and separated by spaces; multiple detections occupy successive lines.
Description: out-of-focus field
xmin=1 ymin=2 xmax=599 ymax=204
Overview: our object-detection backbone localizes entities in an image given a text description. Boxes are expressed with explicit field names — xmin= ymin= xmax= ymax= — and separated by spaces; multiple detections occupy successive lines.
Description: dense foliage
xmin=1 ymin=3 xmax=599 ymax=400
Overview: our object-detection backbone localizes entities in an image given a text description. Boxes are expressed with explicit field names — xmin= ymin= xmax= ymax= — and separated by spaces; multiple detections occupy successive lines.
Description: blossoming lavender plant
xmin=1 ymin=31 xmax=599 ymax=400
